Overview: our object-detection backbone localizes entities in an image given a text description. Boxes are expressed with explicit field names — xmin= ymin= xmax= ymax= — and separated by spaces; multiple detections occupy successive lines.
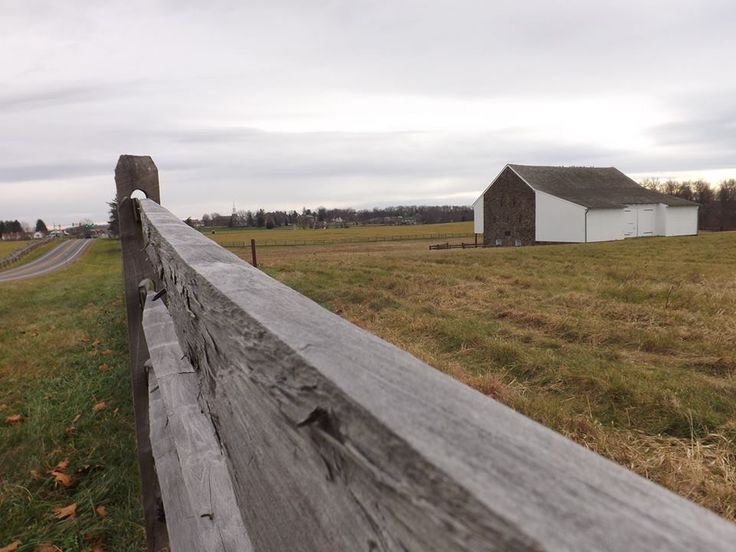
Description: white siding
xmin=634 ymin=204 xmax=657 ymax=237
xmin=655 ymin=204 xmax=668 ymax=235
xmin=586 ymin=209 xmax=625 ymax=242
xmin=472 ymin=195 xmax=484 ymax=234
xmin=665 ymin=206 xmax=698 ymax=236
xmin=535 ymin=190 xmax=586 ymax=242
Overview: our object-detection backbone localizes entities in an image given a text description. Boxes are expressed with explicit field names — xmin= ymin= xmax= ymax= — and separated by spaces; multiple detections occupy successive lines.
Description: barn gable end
xmin=483 ymin=167 xmax=535 ymax=246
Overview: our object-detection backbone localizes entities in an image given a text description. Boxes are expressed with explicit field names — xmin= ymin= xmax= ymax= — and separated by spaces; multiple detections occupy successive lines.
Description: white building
xmin=473 ymin=164 xmax=699 ymax=245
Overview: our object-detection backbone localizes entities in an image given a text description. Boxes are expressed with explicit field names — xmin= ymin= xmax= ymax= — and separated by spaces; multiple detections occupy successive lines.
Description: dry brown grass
xmin=232 ymin=231 xmax=736 ymax=520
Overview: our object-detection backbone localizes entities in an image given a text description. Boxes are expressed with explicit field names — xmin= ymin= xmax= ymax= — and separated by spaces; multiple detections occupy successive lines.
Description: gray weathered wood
xmin=148 ymin=368 xmax=203 ymax=551
xmin=142 ymin=293 xmax=253 ymax=552
xmin=137 ymin=196 xmax=736 ymax=552
xmin=115 ymin=155 xmax=169 ymax=551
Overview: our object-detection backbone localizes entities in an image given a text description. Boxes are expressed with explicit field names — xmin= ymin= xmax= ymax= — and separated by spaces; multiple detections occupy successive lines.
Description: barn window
xmin=505 ymin=230 xmax=511 ymax=236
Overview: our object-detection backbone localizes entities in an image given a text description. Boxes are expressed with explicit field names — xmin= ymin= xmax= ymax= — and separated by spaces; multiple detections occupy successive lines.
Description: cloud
xmin=0 ymin=0 xmax=735 ymax=224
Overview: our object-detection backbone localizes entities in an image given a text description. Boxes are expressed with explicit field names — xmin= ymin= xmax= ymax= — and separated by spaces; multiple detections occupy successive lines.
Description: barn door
xmin=623 ymin=207 xmax=636 ymax=237
xmin=636 ymin=207 xmax=655 ymax=236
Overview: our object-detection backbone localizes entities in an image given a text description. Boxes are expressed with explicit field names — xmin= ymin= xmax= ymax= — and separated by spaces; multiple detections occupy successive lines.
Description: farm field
xmin=2 ymin=228 xmax=734 ymax=550
xmin=0 ymin=241 xmax=144 ymax=550
xmin=0 ymin=240 xmax=31 ymax=258
xmin=0 ymin=241 xmax=59 ymax=272
xmin=231 ymin=231 xmax=736 ymax=521
xmin=203 ymin=221 xmax=473 ymax=247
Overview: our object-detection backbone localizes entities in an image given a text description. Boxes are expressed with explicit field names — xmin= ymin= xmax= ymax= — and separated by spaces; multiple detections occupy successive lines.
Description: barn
xmin=473 ymin=164 xmax=699 ymax=246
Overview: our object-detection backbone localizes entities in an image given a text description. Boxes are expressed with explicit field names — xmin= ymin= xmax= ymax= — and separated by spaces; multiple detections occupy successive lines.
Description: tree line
xmin=641 ymin=178 xmax=736 ymax=230
xmin=0 ymin=219 xmax=48 ymax=238
xmin=194 ymin=205 xmax=473 ymax=229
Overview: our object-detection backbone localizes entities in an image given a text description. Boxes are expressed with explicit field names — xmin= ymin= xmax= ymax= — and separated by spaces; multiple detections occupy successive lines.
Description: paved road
xmin=0 ymin=240 xmax=93 ymax=283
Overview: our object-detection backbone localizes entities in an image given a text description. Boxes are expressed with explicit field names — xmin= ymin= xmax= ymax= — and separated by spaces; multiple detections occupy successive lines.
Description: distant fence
xmin=0 ymin=237 xmax=54 ymax=270
xmin=429 ymin=241 xmax=486 ymax=250
xmin=116 ymin=154 xmax=736 ymax=552
xmin=221 ymin=232 xmax=474 ymax=249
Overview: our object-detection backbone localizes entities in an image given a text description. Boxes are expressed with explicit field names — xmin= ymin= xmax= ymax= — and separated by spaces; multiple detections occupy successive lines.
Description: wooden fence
xmin=0 ymin=236 xmax=54 ymax=270
xmin=116 ymin=155 xmax=736 ymax=552
xmin=428 ymin=242 xmax=485 ymax=250
xmin=221 ymin=232 xmax=474 ymax=249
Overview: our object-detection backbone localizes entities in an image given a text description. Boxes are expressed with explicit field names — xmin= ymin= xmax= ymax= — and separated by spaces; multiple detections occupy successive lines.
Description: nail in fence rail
xmin=118 ymin=154 xmax=736 ymax=552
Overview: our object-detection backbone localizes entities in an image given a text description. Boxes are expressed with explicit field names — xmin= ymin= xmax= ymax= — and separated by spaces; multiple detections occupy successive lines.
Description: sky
xmin=1 ymin=0 xmax=735 ymax=226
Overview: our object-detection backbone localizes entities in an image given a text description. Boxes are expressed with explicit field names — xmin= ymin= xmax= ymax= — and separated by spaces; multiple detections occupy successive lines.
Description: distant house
xmin=473 ymin=164 xmax=699 ymax=246
xmin=33 ymin=231 xmax=45 ymax=239
xmin=1 ymin=232 xmax=26 ymax=241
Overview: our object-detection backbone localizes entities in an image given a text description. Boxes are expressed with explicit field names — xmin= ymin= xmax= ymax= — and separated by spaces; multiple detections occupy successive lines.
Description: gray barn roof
xmin=507 ymin=164 xmax=698 ymax=209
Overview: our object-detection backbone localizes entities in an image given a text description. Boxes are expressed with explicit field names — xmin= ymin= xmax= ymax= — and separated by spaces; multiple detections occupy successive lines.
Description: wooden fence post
xmin=250 ymin=238 xmax=257 ymax=268
xmin=115 ymin=155 xmax=168 ymax=551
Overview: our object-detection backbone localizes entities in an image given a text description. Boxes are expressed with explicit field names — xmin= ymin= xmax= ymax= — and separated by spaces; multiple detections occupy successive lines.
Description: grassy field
xmin=235 ymin=231 xmax=736 ymax=520
xmin=0 ymin=240 xmax=60 ymax=274
xmin=0 ymin=240 xmax=32 ymax=258
xmin=1 ymin=227 xmax=734 ymax=550
xmin=204 ymin=221 xmax=473 ymax=246
xmin=0 ymin=241 xmax=144 ymax=550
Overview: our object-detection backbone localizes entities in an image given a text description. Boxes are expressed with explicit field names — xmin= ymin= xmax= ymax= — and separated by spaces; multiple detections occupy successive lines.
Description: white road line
xmin=0 ymin=240 xmax=93 ymax=282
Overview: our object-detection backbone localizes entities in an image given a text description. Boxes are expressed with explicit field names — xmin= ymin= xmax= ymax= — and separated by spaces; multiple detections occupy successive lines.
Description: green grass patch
xmin=0 ymin=240 xmax=143 ymax=550
xmin=206 ymin=221 xmax=473 ymax=247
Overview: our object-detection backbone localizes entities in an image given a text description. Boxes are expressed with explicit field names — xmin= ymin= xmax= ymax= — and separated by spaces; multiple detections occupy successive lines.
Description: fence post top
xmin=115 ymin=155 xmax=161 ymax=204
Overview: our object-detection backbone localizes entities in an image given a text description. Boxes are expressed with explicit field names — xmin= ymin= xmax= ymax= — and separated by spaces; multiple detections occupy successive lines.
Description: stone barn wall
xmin=483 ymin=167 xmax=536 ymax=246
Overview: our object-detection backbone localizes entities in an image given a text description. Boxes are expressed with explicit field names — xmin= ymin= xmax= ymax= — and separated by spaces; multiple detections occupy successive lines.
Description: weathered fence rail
xmin=0 ymin=236 xmax=54 ymax=269
xmin=117 ymin=155 xmax=736 ymax=551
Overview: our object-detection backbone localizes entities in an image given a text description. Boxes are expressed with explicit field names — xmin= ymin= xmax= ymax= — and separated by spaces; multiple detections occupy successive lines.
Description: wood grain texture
xmin=148 ymin=368 xmax=204 ymax=551
xmin=115 ymin=155 xmax=169 ymax=551
xmin=142 ymin=293 xmax=253 ymax=552
xmin=138 ymin=198 xmax=736 ymax=552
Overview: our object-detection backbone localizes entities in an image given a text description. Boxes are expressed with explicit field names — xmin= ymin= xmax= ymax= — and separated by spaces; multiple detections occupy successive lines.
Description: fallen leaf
xmin=90 ymin=546 xmax=105 ymax=552
xmin=30 ymin=469 xmax=41 ymax=479
xmin=0 ymin=540 xmax=21 ymax=552
xmin=94 ymin=505 xmax=107 ymax=518
xmin=91 ymin=338 xmax=101 ymax=347
xmin=100 ymin=349 xmax=112 ymax=356
xmin=55 ymin=458 xmax=70 ymax=472
xmin=35 ymin=544 xmax=60 ymax=552
xmin=0 ymin=404 xmax=7 ymax=411
xmin=92 ymin=402 xmax=107 ymax=412
xmin=4 ymin=414 xmax=24 ymax=425
xmin=98 ymin=363 xmax=110 ymax=373
xmin=50 ymin=470 xmax=74 ymax=488
xmin=52 ymin=502 xmax=77 ymax=520
xmin=112 ymin=408 xmax=119 ymax=417
xmin=64 ymin=426 xmax=76 ymax=437
xmin=72 ymin=413 xmax=81 ymax=424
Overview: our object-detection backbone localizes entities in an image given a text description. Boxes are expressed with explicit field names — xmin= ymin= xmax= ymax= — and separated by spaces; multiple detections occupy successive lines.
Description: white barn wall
xmin=665 ymin=206 xmax=698 ymax=236
xmin=535 ymin=190 xmax=585 ymax=242
xmin=586 ymin=209 xmax=625 ymax=242
xmin=472 ymin=195 xmax=484 ymax=234
xmin=655 ymin=204 xmax=668 ymax=235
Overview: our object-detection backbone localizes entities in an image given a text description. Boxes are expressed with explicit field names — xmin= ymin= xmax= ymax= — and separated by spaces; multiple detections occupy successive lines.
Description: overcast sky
xmin=1 ymin=0 xmax=735 ymax=226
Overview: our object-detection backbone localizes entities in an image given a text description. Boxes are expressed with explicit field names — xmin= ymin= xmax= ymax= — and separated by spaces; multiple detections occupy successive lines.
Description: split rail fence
xmin=0 ymin=236 xmax=54 ymax=270
xmin=116 ymin=154 xmax=736 ymax=552
xmin=221 ymin=232 xmax=474 ymax=249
